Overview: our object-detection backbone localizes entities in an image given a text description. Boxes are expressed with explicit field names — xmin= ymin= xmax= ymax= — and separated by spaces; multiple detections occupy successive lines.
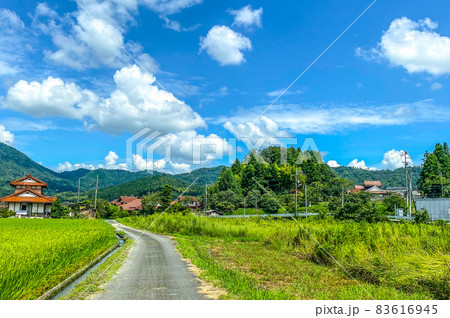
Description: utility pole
xmin=305 ymin=182 xmax=308 ymax=216
xmin=295 ymin=167 xmax=298 ymax=217
xmin=440 ymin=172 xmax=444 ymax=198
xmin=77 ymin=178 xmax=81 ymax=204
xmin=409 ymin=174 xmax=413 ymax=217
xmin=404 ymin=151 xmax=410 ymax=209
xmin=244 ymin=196 xmax=246 ymax=216
xmin=341 ymin=187 xmax=344 ymax=207
xmin=93 ymin=175 xmax=98 ymax=218
xmin=204 ymin=182 xmax=208 ymax=214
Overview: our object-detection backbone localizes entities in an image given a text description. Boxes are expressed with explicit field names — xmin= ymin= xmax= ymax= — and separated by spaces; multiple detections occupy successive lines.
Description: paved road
xmin=95 ymin=221 xmax=205 ymax=300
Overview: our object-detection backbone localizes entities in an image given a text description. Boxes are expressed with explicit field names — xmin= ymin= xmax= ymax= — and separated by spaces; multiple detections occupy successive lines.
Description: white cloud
xmin=229 ymin=5 xmax=263 ymax=28
xmin=4 ymin=77 xmax=96 ymax=119
xmin=104 ymin=151 xmax=128 ymax=170
xmin=381 ymin=149 xmax=412 ymax=170
xmin=358 ymin=17 xmax=450 ymax=75
xmin=132 ymin=154 xmax=167 ymax=171
xmin=348 ymin=159 xmax=376 ymax=171
xmin=56 ymin=150 xmax=128 ymax=172
xmin=31 ymin=1 xmax=161 ymax=71
xmin=327 ymin=160 xmax=341 ymax=168
xmin=161 ymin=130 xmax=230 ymax=163
xmin=199 ymin=25 xmax=252 ymax=66
xmin=0 ymin=125 xmax=14 ymax=145
xmin=0 ymin=10 xmax=30 ymax=76
xmin=431 ymin=82 xmax=443 ymax=90
xmin=267 ymin=87 xmax=306 ymax=97
xmin=141 ymin=0 xmax=203 ymax=15
xmin=0 ymin=9 xmax=24 ymax=34
xmin=0 ymin=118 xmax=55 ymax=132
xmin=3 ymin=65 xmax=205 ymax=134
xmin=215 ymin=100 xmax=450 ymax=135
xmin=223 ymin=115 xmax=290 ymax=143
xmin=168 ymin=161 xmax=192 ymax=173
xmin=56 ymin=161 xmax=96 ymax=172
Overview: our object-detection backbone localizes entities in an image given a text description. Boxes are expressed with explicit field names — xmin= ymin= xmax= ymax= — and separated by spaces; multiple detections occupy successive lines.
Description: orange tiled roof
xmin=363 ymin=180 xmax=382 ymax=187
xmin=10 ymin=174 xmax=48 ymax=187
xmin=0 ymin=187 xmax=55 ymax=204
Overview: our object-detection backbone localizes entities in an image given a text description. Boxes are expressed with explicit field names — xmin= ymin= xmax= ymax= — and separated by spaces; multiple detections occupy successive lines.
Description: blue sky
xmin=0 ymin=0 xmax=449 ymax=173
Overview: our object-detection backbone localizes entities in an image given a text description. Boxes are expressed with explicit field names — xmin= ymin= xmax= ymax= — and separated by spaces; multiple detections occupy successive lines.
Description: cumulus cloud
xmin=132 ymin=154 xmax=166 ymax=171
xmin=199 ymin=25 xmax=252 ymax=66
xmin=3 ymin=65 xmax=205 ymax=134
xmin=223 ymin=115 xmax=290 ymax=144
xmin=0 ymin=9 xmax=24 ymax=34
xmin=229 ymin=5 xmax=263 ymax=28
xmin=348 ymin=159 xmax=375 ymax=171
xmin=4 ymin=77 xmax=96 ymax=119
xmin=0 ymin=125 xmax=14 ymax=145
xmin=327 ymin=160 xmax=341 ymax=168
xmin=357 ymin=17 xmax=450 ymax=75
xmin=56 ymin=161 xmax=96 ymax=172
xmin=56 ymin=151 xmax=128 ymax=172
xmin=381 ymin=149 xmax=412 ymax=170
xmin=215 ymin=100 xmax=450 ymax=135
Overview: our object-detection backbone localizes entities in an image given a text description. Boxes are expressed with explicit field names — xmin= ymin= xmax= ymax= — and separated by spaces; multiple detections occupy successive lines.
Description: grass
xmin=119 ymin=214 xmax=450 ymax=300
xmin=62 ymin=239 xmax=134 ymax=300
xmin=0 ymin=219 xmax=117 ymax=300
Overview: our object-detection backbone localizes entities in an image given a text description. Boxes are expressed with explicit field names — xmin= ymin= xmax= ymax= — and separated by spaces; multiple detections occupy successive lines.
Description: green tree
xmin=414 ymin=208 xmax=430 ymax=224
xmin=231 ymin=159 xmax=242 ymax=175
xmin=260 ymin=193 xmax=279 ymax=213
xmin=51 ymin=198 xmax=69 ymax=219
xmin=142 ymin=192 xmax=159 ymax=215
xmin=160 ymin=184 xmax=173 ymax=210
xmin=245 ymin=189 xmax=260 ymax=211
xmin=382 ymin=193 xmax=407 ymax=214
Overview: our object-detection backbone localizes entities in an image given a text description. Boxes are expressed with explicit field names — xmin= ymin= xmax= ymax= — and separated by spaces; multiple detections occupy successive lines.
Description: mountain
xmin=0 ymin=142 xmax=222 ymax=201
xmin=333 ymin=166 xmax=422 ymax=189
xmin=0 ymin=142 xmax=75 ymax=197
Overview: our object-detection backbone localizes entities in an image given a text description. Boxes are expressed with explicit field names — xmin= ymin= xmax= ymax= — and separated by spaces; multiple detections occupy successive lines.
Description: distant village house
xmin=0 ymin=174 xmax=56 ymax=218
xmin=111 ymin=196 xmax=142 ymax=212
xmin=352 ymin=181 xmax=387 ymax=195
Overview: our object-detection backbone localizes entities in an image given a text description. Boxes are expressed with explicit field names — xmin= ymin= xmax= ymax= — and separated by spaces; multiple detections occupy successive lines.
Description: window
xmin=21 ymin=204 xmax=26 ymax=210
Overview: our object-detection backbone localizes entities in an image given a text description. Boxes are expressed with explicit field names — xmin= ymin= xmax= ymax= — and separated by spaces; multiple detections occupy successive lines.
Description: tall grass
xmin=0 ymin=219 xmax=116 ymax=299
xmin=120 ymin=214 xmax=450 ymax=299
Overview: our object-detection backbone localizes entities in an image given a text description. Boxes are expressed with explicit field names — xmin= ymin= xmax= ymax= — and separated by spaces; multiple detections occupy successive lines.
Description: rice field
xmin=0 ymin=219 xmax=117 ymax=300
xmin=120 ymin=214 xmax=450 ymax=300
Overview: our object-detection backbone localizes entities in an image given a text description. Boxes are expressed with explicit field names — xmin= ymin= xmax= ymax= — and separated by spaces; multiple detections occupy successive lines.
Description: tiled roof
xmin=10 ymin=174 xmax=48 ymax=187
xmin=363 ymin=180 xmax=382 ymax=187
xmin=121 ymin=199 xmax=142 ymax=211
xmin=0 ymin=187 xmax=55 ymax=203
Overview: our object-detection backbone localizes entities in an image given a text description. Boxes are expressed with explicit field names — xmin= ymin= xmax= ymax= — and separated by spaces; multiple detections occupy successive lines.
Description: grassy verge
xmin=118 ymin=214 xmax=449 ymax=300
xmin=62 ymin=239 xmax=134 ymax=300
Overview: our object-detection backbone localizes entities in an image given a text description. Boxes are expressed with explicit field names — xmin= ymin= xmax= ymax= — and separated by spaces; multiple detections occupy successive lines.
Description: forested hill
xmin=333 ymin=166 xmax=422 ymax=189
xmin=0 ymin=142 xmax=75 ymax=196
xmin=0 ymin=142 xmax=223 ymax=199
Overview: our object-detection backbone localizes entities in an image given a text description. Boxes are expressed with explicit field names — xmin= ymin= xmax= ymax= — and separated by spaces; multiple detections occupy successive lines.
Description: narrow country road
xmin=95 ymin=220 xmax=205 ymax=300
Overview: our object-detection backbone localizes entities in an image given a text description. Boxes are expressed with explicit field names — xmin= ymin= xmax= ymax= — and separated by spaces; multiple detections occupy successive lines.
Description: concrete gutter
xmin=37 ymin=243 xmax=119 ymax=300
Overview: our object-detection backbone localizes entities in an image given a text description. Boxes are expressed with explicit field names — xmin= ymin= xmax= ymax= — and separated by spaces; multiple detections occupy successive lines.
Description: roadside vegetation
xmin=119 ymin=214 xmax=449 ymax=300
xmin=62 ymin=239 xmax=134 ymax=300
xmin=0 ymin=219 xmax=116 ymax=300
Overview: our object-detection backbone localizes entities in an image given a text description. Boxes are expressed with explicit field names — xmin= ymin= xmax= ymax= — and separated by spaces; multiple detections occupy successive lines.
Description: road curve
xmin=95 ymin=220 xmax=205 ymax=300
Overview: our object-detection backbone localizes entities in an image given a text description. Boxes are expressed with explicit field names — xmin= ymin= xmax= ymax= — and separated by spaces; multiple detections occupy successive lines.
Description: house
xmin=170 ymin=196 xmax=201 ymax=212
xmin=111 ymin=196 xmax=142 ymax=211
xmin=0 ymin=174 xmax=56 ymax=218
xmin=352 ymin=180 xmax=388 ymax=195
